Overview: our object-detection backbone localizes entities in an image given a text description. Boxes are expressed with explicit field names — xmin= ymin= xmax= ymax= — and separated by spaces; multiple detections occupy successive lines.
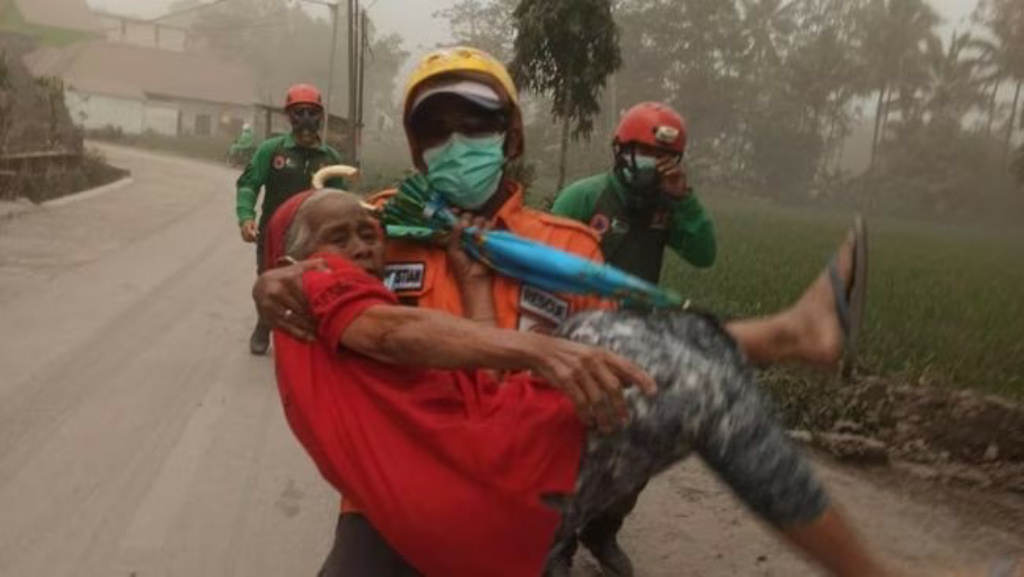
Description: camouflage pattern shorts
xmin=546 ymin=309 xmax=829 ymax=549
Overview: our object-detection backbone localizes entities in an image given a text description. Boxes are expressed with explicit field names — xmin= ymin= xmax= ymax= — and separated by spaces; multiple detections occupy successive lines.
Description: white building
xmin=25 ymin=38 xmax=258 ymax=138
xmin=93 ymin=11 xmax=189 ymax=53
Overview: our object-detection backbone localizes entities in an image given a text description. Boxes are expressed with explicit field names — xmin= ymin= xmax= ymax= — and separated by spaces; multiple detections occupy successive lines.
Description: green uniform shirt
xmin=551 ymin=171 xmax=717 ymax=269
xmin=235 ymin=133 xmax=346 ymax=225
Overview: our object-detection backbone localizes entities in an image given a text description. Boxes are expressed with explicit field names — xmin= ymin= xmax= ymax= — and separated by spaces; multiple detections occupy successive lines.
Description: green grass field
xmin=659 ymin=196 xmax=1024 ymax=399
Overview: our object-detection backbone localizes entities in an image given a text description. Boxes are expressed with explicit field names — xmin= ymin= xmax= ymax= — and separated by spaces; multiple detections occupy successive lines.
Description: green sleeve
xmin=667 ymin=192 xmax=717 ymax=268
xmin=550 ymin=177 xmax=603 ymax=224
xmin=235 ymin=139 xmax=276 ymax=224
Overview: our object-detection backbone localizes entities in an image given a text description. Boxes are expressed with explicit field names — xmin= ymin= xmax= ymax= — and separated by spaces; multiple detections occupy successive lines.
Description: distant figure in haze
xmin=227 ymin=123 xmax=255 ymax=167
xmin=234 ymin=84 xmax=346 ymax=355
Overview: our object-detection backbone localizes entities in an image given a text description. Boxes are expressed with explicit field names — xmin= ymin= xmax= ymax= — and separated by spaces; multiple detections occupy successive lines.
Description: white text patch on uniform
xmin=384 ymin=263 xmax=425 ymax=291
xmin=519 ymin=285 xmax=570 ymax=328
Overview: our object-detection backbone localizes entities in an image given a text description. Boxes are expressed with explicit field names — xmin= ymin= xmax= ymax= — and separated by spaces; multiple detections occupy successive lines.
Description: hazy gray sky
xmin=88 ymin=0 xmax=457 ymax=59
xmin=88 ymin=0 xmax=979 ymax=61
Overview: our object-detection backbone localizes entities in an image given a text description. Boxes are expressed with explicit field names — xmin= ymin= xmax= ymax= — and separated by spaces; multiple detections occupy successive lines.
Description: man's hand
xmin=445 ymin=210 xmax=493 ymax=286
xmin=252 ymin=259 xmax=327 ymax=341
xmin=530 ymin=338 xmax=657 ymax=434
xmin=445 ymin=210 xmax=497 ymax=324
xmin=657 ymin=158 xmax=690 ymax=200
xmin=240 ymin=220 xmax=259 ymax=243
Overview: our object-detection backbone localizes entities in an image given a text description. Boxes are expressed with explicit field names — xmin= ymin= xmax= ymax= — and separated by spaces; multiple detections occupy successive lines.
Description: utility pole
xmin=299 ymin=0 xmax=341 ymax=145
xmin=323 ymin=1 xmax=340 ymax=144
xmin=356 ymin=8 xmax=367 ymax=165
xmin=347 ymin=0 xmax=359 ymax=164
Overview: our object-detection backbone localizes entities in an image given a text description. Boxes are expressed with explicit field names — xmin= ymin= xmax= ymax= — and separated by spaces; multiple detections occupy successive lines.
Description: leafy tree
xmin=974 ymin=0 xmax=1024 ymax=163
xmin=169 ymin=0 xmax=406 ymax=127
xmin=510 ymin=0 xmax=622 ymax=190
xmin=917 ymin=32 xmax=985 ymax=128
xmin=855 ymin=0 xmax=940 ymax=167
xmin=434 ymin=0 xmax=518 ymax=62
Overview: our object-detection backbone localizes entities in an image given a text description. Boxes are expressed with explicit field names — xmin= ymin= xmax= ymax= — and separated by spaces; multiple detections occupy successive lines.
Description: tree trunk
xmin=557 ymin=117 xmax=570 ymax=191
xmin=986 ymin=79 xmax=1001 ymax=137
xmin=870 ymin=84 xmax=887 ymax=168
xmin=1004 ymin=79 xmax=1022 ymax=165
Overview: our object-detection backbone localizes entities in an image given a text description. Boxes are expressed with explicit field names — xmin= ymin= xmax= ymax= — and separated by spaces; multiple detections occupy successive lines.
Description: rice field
xmin=661 ymin=197 xmax=1024 ymax=399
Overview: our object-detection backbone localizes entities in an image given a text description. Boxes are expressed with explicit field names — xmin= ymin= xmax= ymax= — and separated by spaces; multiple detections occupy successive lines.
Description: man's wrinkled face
xmin=306 ymin=196 xmax=385 ymax=278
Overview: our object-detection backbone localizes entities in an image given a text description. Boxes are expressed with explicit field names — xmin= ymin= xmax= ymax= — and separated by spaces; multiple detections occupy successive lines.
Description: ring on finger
xmin=283 ymin=309 xmax=294 ymax=320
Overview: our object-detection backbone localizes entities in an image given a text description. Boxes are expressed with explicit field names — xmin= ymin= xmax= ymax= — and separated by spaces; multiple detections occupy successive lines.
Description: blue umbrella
xmin=375 ymin=175 xmax=685 ymax=309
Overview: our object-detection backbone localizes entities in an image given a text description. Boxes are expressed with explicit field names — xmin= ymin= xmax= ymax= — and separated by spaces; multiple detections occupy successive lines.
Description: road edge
xmin=41 ymin=176 xmax=135 ymax=209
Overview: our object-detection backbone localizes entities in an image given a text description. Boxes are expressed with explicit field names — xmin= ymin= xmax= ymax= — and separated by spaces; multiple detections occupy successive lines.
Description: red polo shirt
xmin=274 ymin=253 xmax=584 ymax=577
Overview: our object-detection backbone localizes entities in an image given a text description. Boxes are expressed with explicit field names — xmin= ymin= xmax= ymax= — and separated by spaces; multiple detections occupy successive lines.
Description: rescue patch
xmin=519 ymin=285 xmax=570 ymax=328
xmin=273 ymin=155 xmax=287 ymax=170
xmin=589 ymin=214 xmax=611 ymax=235
xmin=383 ymin=262 xmax=425 ymax=291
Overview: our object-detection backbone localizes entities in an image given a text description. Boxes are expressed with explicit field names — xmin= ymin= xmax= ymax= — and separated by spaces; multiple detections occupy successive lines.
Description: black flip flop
xmin=827 ymin=215 xmax=868 ymax=380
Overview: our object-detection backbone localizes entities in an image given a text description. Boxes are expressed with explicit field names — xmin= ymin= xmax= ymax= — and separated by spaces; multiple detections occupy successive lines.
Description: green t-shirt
xmin=551 ymin=171 xmax=717 ymax=268
xmin=235 ymin=133 xmax=346 ymax=225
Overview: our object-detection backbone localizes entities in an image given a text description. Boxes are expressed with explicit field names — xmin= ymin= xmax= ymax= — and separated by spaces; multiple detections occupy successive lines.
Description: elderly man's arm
xmin=340 ymin=304 xmax=655 ymax=432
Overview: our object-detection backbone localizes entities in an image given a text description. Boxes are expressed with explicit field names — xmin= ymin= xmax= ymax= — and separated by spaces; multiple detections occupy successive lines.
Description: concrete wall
xmin=65 ymin=89 xmax=254 ymax=139
xmin=143 ymin=102 xmax=180 ymax=136
xmin=65 ymin=89 xmax=144 ymax=134
xmin=65 ymin=89 xmax=181 ymax=136
xmin=173 ymin=99 xmax=253 ymax=138
xmin=97 ymin=15 xmax=187 ymax=52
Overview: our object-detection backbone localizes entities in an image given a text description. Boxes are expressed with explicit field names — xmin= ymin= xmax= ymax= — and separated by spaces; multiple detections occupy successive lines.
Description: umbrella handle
xmin=312 ymin=164 xmax=360 ymax=190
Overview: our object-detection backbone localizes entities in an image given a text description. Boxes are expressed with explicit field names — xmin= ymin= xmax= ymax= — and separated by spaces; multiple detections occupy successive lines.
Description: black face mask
xmin=614 ymin=147 xmax=667 ymax=214
xmin=288 ymin=107 xmax=323 ymax=141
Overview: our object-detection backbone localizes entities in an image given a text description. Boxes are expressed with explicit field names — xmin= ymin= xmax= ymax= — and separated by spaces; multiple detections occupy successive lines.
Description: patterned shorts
xmin=546 ymin=309 xmax=829 ymax=547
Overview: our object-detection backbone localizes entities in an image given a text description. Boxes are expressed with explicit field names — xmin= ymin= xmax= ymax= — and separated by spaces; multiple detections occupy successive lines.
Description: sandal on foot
xmin=827 ymin=215 xmax=869 ymax=380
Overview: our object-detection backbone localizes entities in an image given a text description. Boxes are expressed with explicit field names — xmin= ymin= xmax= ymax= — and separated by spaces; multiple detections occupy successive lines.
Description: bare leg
xmin=725 ymin=229 xmax=854 ymax=367
xmin=782 ymin=508 xmax=894 ymax=577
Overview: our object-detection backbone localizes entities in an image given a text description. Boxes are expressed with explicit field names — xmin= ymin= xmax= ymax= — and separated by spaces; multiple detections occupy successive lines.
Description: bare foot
xmin=785 ymin=229 xmax=857 ymax=368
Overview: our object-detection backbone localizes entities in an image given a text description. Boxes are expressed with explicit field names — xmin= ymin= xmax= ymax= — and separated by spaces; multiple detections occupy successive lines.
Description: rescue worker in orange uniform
xmin=254 ymin=47 xmax=608 ymax=576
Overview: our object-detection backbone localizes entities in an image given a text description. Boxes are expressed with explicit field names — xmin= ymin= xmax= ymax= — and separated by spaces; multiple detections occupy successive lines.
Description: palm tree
xmin=919 ymin=32 xmax=986 ymax=128
xmin=856 ymin=0 xmax=941 ymax=166
xmin=737 ymin=0 xmax=800 ymax=73
xmin=973 ymin=0 xmax=1024 ymax=163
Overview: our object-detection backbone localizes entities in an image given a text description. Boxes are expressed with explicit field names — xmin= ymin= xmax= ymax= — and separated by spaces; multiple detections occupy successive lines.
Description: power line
xmin=149 ymin=0 xmax=230 ymax=23
xmin=188 ymin=8 xmax=293 ymax=33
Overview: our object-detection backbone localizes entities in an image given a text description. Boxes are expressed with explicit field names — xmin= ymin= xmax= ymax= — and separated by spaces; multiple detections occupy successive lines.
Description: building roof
xmin=13 ymin=0 xmax=102 ymax=32
xmin=24 ymin=40 xmax=259 ymax=106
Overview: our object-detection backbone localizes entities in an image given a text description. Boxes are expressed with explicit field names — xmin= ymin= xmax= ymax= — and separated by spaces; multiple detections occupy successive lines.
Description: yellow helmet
xmin=403 ymin=46 xmax=524 ymax=168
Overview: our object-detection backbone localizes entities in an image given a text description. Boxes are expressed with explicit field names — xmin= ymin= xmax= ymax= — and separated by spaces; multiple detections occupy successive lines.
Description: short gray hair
xmin=283 ymin=189 xmax=362 ymax=260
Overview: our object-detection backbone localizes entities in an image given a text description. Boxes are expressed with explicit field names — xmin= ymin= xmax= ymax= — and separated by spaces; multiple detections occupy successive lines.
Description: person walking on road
xmin=235 ymin=83 xmax=346 ymax=355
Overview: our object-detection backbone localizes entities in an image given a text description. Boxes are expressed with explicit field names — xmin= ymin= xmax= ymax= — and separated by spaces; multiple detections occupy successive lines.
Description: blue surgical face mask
xmin=422 ymin=133 xmax=506 ymax=210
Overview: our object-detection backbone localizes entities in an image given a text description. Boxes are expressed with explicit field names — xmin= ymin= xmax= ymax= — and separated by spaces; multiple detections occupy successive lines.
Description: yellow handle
xmin=312 ymin=164 xmax=359 ymax=189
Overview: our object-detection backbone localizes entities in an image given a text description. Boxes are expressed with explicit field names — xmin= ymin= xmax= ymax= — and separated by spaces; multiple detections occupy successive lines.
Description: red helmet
xmin=285 ymin=84 xmax=323 ymax=110
xmin=614 ymin=102 xmax=687 ymax=154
